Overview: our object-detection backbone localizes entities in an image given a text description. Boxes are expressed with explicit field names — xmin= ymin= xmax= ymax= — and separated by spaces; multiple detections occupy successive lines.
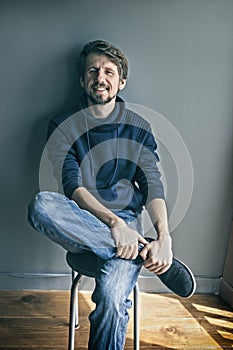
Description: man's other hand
xmin=140 ymin=235 xmax=173 ymax=274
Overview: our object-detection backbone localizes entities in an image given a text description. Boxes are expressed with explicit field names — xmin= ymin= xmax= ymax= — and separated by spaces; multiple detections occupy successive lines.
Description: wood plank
xmin=0 ymin=317 xmax=68 ymax=347
xmin=0 ymin=291 xmax=70 ymax=318
xmin=0 ymin=291 xmax=232 ymax=349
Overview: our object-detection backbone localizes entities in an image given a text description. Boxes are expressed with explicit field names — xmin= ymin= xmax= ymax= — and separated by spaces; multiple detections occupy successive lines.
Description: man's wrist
xmin=157 ymin=231 xmax=172 ymax=241
xmin=100 ymin=212 xmax=125 ymax=228
xmin=109 ymin=215 xmax=126 ymax=228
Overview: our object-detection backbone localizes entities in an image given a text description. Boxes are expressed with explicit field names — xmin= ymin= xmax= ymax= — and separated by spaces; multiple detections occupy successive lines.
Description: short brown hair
xmin=79 ymin=40 xmax=128 ymax=79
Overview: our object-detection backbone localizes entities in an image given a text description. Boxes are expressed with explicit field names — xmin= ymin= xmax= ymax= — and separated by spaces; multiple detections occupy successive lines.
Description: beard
xmin=87 ymin=93 xmax=116 ymax=105
xmin=86 ymin=83 xmax=118 ymax=105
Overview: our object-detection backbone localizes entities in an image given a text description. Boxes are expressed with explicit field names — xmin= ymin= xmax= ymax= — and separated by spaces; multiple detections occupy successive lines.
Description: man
xmin=28 ymin=40 xmax=195 ymax=350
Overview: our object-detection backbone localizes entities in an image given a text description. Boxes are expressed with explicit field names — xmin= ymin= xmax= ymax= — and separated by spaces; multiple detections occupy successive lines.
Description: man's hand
xmin=140 ymin=235 xmax=173 ymax=274
xmin=111 ymin=223 xmax=149 ymax=260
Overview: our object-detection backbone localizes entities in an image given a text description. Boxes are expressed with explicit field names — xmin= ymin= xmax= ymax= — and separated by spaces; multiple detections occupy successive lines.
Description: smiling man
xmin=81 ymin=52 xmax=126 ymax=106
xmin=28 ymin=40 xmax=196 ymax=350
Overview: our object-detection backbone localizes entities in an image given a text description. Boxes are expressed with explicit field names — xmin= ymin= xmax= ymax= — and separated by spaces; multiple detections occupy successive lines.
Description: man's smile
xmin=92 ymin=84 xmax=109 ymax=93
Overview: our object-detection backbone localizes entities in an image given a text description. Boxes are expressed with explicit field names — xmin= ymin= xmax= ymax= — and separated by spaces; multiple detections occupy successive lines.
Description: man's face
xmin=80 ymin=53 xmax=126 ymax=106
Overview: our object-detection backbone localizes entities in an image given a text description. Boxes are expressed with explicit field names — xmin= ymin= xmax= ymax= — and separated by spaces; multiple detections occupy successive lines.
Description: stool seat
xmin=66 ymin=251 xmax=98 ymax=278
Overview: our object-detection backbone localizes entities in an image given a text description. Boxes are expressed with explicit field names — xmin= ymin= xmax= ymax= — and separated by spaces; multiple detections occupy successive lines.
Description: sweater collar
xmin=79 ymin=94 xmax=125 ymax=130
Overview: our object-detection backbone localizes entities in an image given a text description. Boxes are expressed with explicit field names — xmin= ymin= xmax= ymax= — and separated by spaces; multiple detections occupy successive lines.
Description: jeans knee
xmin=93 ymin=285 xmax=132 ymax=316
xmin=28 ymin=195 xmax=37 ymax=225
xmin=27 ymin=192 xmax=51 ymax=231
xmin=28 ymin=192 xmax=44 ymax=213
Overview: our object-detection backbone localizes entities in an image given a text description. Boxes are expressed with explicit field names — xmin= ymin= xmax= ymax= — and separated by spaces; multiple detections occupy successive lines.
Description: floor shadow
xmin=163 ymin=293 xmax=233 ymax=349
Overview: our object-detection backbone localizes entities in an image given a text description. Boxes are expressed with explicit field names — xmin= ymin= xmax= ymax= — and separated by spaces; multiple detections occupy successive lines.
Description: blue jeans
xmin=28 ymin=191 xmax=143 ymax=350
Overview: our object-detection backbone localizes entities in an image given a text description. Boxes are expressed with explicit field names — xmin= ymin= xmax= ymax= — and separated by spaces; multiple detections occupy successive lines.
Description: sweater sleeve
xmin=46 ymin=109 xmax=83 ymax=197
xmin=61 ymin=143 xmax=83 ymax=198
xmin=135 ymin=125 xmax=165 ymax=205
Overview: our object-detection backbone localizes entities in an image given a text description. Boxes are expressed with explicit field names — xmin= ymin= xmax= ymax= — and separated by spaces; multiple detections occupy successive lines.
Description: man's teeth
xmin=93 ymin=86 xmax=108 ymax=91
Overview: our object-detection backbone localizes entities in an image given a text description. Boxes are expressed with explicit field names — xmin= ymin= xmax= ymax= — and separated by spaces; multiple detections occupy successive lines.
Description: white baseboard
xmin=0 ymin=273 xmax=221 ymax=294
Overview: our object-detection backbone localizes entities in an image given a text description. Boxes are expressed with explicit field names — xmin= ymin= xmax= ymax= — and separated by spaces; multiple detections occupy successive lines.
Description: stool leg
xmin=71 ymin=270 xmax=79 ymax=328
xmin=133 ymin=282 xmax=140 ymax=350
xmin=68 ymin=272 xmax=82 ymax=350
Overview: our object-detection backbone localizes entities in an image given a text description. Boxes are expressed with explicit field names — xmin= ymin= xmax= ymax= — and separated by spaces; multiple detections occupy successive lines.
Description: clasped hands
xmin=111 ymin=222 xmax=173 ymax=275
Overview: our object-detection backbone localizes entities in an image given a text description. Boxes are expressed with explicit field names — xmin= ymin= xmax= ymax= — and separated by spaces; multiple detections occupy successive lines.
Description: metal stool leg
xmin=71 ymin=269 xmax=80 ymax=328
xmin=68 ymin=272 xmax=82 ymax=350
xmin=133 ymin=281 xmax=140 ymax=350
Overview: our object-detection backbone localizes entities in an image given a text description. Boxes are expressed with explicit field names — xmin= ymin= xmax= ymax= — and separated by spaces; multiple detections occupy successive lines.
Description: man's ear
xmin=80 ymin=77 xmax=84 ymax=88
xmin=119 ymin=79 xmax=126 ymax=91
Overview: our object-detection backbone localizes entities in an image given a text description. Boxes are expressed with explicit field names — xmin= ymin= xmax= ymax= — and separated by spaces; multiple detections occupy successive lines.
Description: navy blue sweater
xmin=47 ymin=96 xmax=165 ymax=213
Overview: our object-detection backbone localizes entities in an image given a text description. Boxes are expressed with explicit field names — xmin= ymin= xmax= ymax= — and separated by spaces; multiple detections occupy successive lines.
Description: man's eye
xmin=106 ymin=70 xmax=114 ymax=76
xmin=88 ymin=69 xmax=97 ymax=74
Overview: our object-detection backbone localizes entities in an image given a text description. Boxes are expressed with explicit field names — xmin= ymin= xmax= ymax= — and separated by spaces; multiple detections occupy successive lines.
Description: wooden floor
xmin=0 ymin=291 xmax=232 ymax=349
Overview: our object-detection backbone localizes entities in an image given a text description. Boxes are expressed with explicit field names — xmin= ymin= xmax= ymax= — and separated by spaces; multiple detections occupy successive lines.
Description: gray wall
xmin=1 ymin=0 xmax=232 ymax=292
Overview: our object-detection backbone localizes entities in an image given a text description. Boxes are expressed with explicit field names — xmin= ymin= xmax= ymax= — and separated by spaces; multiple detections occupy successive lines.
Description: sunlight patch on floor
xmin=217 ymin=330 xmax=233 ymax=341
xmin=134 ymin=293 xmax=223 ymax=349
xmin=192 ymin=303 xmax=233 ymax=318
xmin=204 ymin=316 xmax=233 ymax=330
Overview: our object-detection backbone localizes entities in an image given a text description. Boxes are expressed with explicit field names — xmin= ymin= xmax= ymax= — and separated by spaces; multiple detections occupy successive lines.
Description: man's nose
xmin=96 ymin=70 xmax=105 ymax=83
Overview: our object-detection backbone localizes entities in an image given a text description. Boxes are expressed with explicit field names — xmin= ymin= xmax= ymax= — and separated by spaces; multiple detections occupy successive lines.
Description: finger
xmin=138 ymin=235 xmax=149 ymax=245
xmin=130 ymin=245 xmax=139 ymax=260
xmin=144 ymin=258 xmax=164 ymax=269
xmin=115 ymin=245 xmax=124 ymax=257
xmin=119 ymin=244 xmax=138 ymax=260
xmin=118 ymin=245 xmax=131 ymax=259
xmin=139 ymin=246 xmax=149 ymax=261
xmin=143 ymin=258 xmax=158 ymax=268
xmin=147 ymin=261 xmax=171 ymax=274
xmin=123 ymin=246 xmax=134 ymax=259
xmin=147 ymin=264 xmax=163 ymax=273
xmin=155 ymin=262 xmax=172 ymax=275
xmin=124 ymin=243 xmax=138 ymax=260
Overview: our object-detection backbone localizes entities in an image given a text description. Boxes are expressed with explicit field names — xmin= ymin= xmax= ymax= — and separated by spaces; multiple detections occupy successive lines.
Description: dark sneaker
xmin=142 ymin=237 xmax=196 ymax=298
xmin=158 ymin=257 xmax=196 ymax=298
